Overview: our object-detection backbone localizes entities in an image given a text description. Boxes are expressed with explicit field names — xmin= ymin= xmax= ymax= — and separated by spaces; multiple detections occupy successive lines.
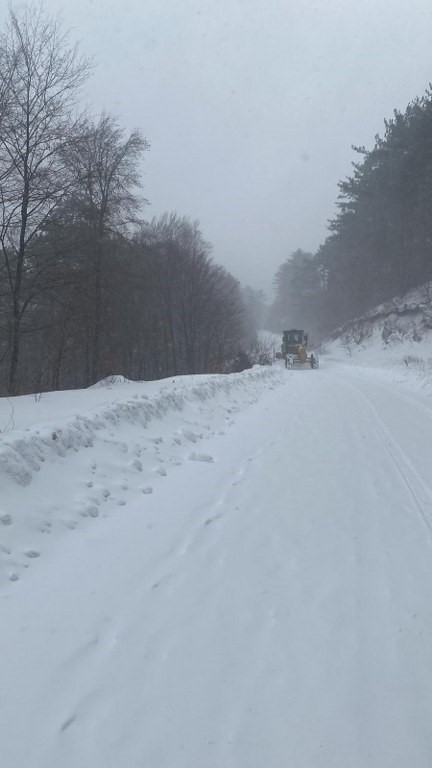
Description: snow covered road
xmin=1 ymin=364 xmax=432 ymax=767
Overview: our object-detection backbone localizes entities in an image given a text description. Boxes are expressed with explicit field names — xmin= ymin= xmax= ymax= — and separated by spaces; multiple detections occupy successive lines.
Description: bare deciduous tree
xmin=0 ymin=5 xmax=91 ymax=393
xmin=134 ymin=214 xmax=248 ymax=376
xmin=64 ymin=113 xmax=149 ymax=382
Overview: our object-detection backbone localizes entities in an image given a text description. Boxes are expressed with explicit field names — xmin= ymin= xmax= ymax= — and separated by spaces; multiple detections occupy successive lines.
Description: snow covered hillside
xmin=325 ymin=284 xmax=432 ymax=386
xmin=2 ymin=358 xmax=432 ymax=767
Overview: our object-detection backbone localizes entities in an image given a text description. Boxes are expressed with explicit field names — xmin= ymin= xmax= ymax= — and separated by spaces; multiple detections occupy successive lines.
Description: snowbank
xmin=0 ymin=365 xmax=285 ymax=586
xmin=322 ymin=285 xmax=432 ymax=395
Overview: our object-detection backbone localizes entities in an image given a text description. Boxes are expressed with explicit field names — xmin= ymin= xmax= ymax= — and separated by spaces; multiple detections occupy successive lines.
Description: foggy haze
xmin=2 ymin=0 xmax=432 ymax=296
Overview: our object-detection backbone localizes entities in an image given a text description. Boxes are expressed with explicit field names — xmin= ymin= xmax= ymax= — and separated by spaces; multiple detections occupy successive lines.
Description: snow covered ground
xmin=1 ymin=354 xmax=432 ymax=767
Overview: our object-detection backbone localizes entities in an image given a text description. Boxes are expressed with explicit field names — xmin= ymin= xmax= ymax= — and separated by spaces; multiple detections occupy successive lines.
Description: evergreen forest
xmin=269 ymin=90 xmax=432 ymax=340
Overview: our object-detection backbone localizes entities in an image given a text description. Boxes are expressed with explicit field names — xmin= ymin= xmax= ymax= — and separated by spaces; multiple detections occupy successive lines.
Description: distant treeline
xmin=0 ymin=6 xmax=262 ymax=396
xmin=269 ymin=89 xmax=432 ymax=339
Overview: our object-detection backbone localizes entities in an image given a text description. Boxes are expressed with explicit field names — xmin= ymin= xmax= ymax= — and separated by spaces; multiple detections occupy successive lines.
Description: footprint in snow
xmin=37 ymin=520 xmax=52 ymax=534
xmin=182 ymin=429 xmax=198 ymax=443
xmin=188 ymin=452 xmax=214 ymax=463
xmin=79 ymin=504 xmax=99 ymax=518
xmin=0 ymin=514 xmax=12 ymax=526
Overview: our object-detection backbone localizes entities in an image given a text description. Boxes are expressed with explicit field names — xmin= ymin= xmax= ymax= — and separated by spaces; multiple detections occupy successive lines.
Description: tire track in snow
xmin=339 ymin=376 xmax=432 ymax=534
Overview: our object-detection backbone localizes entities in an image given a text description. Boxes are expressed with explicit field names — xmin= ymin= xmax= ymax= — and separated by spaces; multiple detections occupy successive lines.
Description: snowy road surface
xmin=1 ymin=363 xmax=432 ymax=767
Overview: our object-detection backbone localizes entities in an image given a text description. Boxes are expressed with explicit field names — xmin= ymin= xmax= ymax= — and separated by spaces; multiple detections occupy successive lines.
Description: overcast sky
xmin=2 ymin=0 xmax=432 ymax=296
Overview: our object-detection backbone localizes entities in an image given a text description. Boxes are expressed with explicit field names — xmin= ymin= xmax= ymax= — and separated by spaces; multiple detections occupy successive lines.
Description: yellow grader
xmin=281 ymin=329 xmax=319 ymax=369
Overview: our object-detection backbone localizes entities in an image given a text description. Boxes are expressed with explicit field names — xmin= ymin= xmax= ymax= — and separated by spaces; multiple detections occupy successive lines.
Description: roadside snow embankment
xmin=322 ymin=284 xmax=432 ymax=396
xmin=0 ymin=365 xmax=285 ymax=586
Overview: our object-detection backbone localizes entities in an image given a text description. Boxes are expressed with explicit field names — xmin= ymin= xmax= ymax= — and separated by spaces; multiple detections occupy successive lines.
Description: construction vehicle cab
xmin=281 ymin=329 xmax=319 ymax=368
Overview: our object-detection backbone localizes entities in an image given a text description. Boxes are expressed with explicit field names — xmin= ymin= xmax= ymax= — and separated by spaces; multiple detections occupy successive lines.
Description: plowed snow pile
xmin=0 ymin=366 xmax=285 ymax=585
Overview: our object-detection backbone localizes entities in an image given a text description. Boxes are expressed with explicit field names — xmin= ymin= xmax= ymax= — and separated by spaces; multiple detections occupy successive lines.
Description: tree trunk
xmin=91 ymin=243 xmax=102 ymax=383
xmin=8 ymin=309 xmax=21 ymax=394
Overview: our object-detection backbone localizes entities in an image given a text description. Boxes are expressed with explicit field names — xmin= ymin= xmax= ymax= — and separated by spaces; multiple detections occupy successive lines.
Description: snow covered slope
xmin=2 ymin=361 xmax=432 ymax=767
xmin=325 ymin=285 xmax=432 ymax=390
